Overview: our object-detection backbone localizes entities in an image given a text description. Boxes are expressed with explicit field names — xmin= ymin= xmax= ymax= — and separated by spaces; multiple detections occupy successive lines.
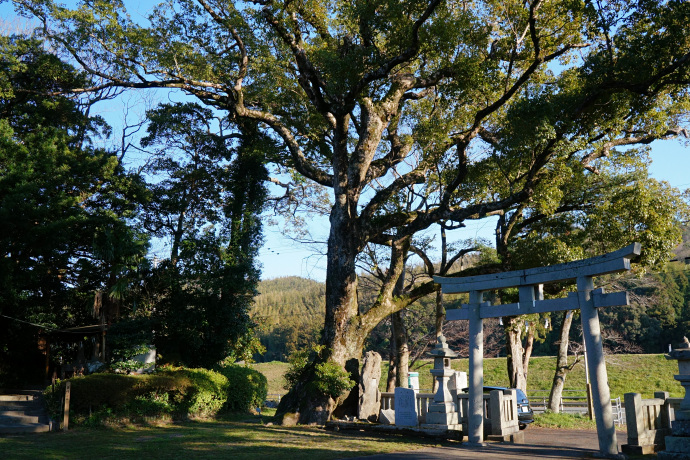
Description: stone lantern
xmin=659 ymin=337 xmax=690 ymax=459
xmin=422 ymin=335 xmax=461 ymax=430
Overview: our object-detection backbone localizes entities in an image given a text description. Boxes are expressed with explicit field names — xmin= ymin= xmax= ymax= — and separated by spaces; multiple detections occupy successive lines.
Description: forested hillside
xmin=252 ymin=277 xmax=325 ymax=361
xmin=254 ymin=277 xmax=325 ymax=323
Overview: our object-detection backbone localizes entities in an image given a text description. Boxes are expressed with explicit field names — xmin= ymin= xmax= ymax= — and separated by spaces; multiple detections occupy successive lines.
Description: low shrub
xmin=176 ymin=367 xmax=229 ymax=416
xmin=43 ymin=365 xmax=267 ymax=425
xmin=43 ymin=372 xmax=189 ymax=421
xmin=215 ymin=364 xmax=267 ymax=412
xmin=283 ymin=345 xmax=352 ymax=400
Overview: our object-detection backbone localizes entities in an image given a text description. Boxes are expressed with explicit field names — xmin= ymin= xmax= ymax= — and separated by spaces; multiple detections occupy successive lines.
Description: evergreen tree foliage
xmin=0 ymin=36 xmax=147 ymax=383
xmin=134 ymin=105 xmax=269 ymax=367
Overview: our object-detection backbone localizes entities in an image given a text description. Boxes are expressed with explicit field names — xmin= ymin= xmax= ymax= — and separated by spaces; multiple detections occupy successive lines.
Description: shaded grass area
xmin=0 ymin=413 xmax=453 ymax=460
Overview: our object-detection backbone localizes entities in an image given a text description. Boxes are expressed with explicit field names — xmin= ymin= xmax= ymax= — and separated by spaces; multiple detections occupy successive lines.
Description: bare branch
xmin=581 ymin=127 xmax=690 ymax=173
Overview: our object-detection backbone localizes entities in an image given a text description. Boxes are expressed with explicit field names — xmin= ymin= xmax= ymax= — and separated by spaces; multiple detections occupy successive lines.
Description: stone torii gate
xmin=434 ymin=243 xmax=641 ymax=456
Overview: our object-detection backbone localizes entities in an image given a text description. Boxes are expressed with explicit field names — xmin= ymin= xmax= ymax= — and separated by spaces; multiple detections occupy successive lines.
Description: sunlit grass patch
xmin=533 ymin=411 xmax=598 ymax=430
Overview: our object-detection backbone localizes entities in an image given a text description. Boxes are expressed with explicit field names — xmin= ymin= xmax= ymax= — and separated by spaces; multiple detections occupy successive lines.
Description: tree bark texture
xmin=505 ymin=317 xmax=527 ymax=392
xmin=523 ymin=326 xmax=535 ymax=381
xmin=391 ymin=310 xmax=409 ymax=388
xmin=549 ymin=310 xmax=575 ymax=412
xmin=386 ymin=345 xmax=397 ymax=393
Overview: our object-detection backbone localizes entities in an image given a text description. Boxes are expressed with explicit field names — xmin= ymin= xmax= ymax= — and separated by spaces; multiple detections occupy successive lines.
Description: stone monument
xmin=659 ymin=337 xmax=690 ymax=460
xmin=394 ymin=387 xmax=418 ymax=427
xmin=358 ymin=351 xmax=382 ymax=422
xmin=421 ymin=335 xmax=461 ymax=431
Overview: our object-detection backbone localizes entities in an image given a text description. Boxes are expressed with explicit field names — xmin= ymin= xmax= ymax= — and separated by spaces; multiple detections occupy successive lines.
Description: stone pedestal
xmin=659 ymin=339 xmax=690 ymax=460
xmin=421 ymin=335 xmax=461 ymax=431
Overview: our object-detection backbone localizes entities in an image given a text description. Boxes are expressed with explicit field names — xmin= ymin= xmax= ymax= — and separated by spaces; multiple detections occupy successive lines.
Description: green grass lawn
xmin=533 ymin=411 xmax=598 ymax=430
xmin=392 ymin=354 xmax=682 ymax=399
xmin=251 ymin=362 xmax=289 ymax=396
xmin=0 ymin=412 xmax=455 ymax=460
xmin=254 ymin=354 xmax=684 ymax=400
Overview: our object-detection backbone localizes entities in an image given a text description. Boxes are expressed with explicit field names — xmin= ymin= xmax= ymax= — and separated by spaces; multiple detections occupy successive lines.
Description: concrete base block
xmin=378 ymin=409 xmax=394 ymax=425
xmin=427 ymin=402 xmax=457 ymax=413
xmin=621 ymin=443 xmax=659 ymax=455
xmin=425 ymin=411 xmax=459 ymax=425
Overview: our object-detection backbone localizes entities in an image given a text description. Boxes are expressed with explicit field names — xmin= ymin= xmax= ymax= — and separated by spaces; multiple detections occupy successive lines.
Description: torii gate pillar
xmin=578 ymin=275 xmax=617 ymax=455
xmin=467 ymin=291 xmax=484 ymax=445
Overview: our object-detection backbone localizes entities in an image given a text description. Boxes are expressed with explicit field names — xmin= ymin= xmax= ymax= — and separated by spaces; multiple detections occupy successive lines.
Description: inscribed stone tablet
xmin=394 ymin=387 xmax=418 ymax=427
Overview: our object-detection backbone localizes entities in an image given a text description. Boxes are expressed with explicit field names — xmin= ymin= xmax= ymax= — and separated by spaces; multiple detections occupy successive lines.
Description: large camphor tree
xmin=13 ymin=0 xmax=690 ymax=422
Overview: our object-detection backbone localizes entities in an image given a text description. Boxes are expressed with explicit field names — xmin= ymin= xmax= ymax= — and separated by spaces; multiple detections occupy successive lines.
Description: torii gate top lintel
xmin=433 ymin=242 xmax=640 ymax=294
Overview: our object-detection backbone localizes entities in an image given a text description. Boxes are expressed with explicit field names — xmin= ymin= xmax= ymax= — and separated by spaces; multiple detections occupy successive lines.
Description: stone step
xmin=0 ymin=394 xmax=35 ymax=402
xmin=0 ymin=422 xmax=52 ymax=434
xmin=0 ymin=402 xmax=44 ymax=412
xmin=0 ymin=413 xmax=41 ymax=424
xmin=0 ymin=391 xmax=53 ymax=434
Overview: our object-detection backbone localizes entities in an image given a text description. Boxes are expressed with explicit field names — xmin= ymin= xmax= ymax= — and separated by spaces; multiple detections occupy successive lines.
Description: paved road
xmin=349 ymin=427 xmax=628 ymax=459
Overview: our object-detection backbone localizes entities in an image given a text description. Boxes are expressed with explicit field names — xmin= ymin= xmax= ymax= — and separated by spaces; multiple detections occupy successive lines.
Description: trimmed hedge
xmin=43 ymin=365 xmax=267 ymax=425
xmin=216 ymin=364 xmax=267 ymax=412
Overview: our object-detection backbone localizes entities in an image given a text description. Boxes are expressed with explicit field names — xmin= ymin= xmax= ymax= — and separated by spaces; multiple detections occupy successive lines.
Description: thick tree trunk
xmin=275 ymin=183 xmax=368 ymax=424
xmin=386 ymin=337 xmax=397 ymax=392
xmin=391 ymin=310 xmax=409 ymax=388
xmin=549 ymin=310 xmax=575 ymax=412
xmin=435 ymin=290 xmax=444 ymax=339
xmin=505 ymin=317 xmax=527 ymax=392
xmin=276 ymin=116 xmax=413 ymax=424
xmin=523 ymin=326 xmax=535 ymax=381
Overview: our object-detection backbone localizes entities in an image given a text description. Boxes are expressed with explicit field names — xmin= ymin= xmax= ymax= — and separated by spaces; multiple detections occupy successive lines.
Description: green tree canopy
xmin=0 ymin=35 xmax=147 ymax=383
xmin=132 ymin=102 xmax=269 ymax=367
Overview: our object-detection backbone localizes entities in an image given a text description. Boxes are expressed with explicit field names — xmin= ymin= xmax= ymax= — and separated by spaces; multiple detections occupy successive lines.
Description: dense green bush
xmin=177 ymin=368 xmax=229 ymax=416
xmin=44 ymin=365 xmax=267 ymax=425
xmin=215 ymin=364 xmax=267 ymax=412
xmin=283 ymin=345 xmax=353 ymax=399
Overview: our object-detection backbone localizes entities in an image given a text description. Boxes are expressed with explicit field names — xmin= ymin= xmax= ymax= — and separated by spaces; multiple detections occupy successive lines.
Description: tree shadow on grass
xmin=0 ymin=418 xmax=456 ymax=460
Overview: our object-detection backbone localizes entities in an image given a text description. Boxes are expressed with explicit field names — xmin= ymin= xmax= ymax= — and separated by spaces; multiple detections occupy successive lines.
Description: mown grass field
xmin=253 ymin=354 xmax=684 ymax=400
xmin=0 ymin=412 xmax=455 ymax=459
